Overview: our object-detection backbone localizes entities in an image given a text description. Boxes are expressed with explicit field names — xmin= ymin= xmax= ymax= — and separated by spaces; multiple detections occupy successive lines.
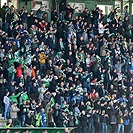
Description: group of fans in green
xmin=0 ymin=1 xmax=133 ymax=133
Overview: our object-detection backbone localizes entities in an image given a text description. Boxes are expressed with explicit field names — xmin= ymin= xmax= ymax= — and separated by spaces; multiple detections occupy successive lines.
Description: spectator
xmin=36 ymin=7 xmax=44 ymax=20
xmin=39 ymin=50 xmax=47 ymax=75
xmin=35 ymin=111 xmax=41 ymax=127
xmin=25 ymin=111 xmax=35 ymax=127
xmin=1 ymin=2 xmax=133 ymax=133
xmin=6 ymin=119 xmax=12 ymax=129
xmin=80 ymin=110 xmax=87 ymax=133
xmin=101 ymin=110 xmax=108 ymax=133
xmin=40 ymin=108 xmax=47 ymax=127
xmin=21 ymin=9 xmax=28 ymax=30
xmin=20 ymin=100 xmax=30 ymax=127
xmin=10 ymin=102 xmax=20 ymax=127
xmin=64 ymin=128 xmax=69 ymax=133
xmin=3 ymin=91 xmax=10 ymax=119
xmin=117 ymin=111 xmax=124 ymax=133
xmin=51 ymin=8 xmax=58 ymax=22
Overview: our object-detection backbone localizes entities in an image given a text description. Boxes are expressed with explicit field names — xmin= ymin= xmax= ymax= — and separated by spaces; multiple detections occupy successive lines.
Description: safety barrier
xmin=0 ymin=127 xmax=77 ymax=133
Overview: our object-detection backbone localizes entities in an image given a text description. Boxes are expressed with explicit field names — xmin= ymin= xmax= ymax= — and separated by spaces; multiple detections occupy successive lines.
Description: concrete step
xmin=0 ymin=120 xmax=8 ymax=127
xmin=0 ymin=114 xmax=2 ymax=117
xmin=0 ymin=117 xmax=4 ymax=120
xmin=0 ymin=114 xmax=7 ymax=127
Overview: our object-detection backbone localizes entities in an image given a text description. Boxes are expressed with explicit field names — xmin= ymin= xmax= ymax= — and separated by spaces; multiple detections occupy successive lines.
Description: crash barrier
xmin=0 ymin=127 xmax=77 ymax=133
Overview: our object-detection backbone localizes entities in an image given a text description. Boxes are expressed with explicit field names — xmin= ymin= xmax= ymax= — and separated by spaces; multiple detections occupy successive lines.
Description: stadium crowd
xmin=0 ymin=1 xmax=133 ymax=133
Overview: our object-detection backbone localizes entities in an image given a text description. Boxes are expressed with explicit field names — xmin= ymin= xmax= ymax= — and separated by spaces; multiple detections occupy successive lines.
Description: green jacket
xmin=19 ymin=93 xmax=29 ymax=106
xmin=10 ymin=93 xmax=21 ymax=104
xmin=35 ymin=113 xmax=41 ymax=127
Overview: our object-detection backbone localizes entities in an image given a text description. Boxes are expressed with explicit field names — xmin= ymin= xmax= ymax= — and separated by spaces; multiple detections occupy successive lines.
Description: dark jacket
xmin=108 ymin=106 xmax=117 ymax=125
xmin=57 ymin=112 xmax=64 ymax=127
xmin=87 ymin=113 xmax=94 ymax=124
xmin=94 ymin=113 xmax=100 ymax=123
xmin=80 ymin=114 xmax=87 ymax=127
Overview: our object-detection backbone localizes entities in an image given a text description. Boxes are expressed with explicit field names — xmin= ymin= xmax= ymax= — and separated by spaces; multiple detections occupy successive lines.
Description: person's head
xmin=99 ymin=20 xmax=103 ymax=24
xmin=117 ymin=60 xmax=120 ymax=64
xmin=101 ymin=84 xmax=104 ymax=89
xmin=6 ymin=129 xmax=10 ymax=133
xmin=32 ymin=99 xmax=36 ymax=104
xmin=24 ymin=130 xmax=29 ymax=133
xmin=96 ymin=109 xmax=99 ymax=113
xmin=41 ymin=108 xmax=45 ymax=113
xmin=88 ymin=109 xmax=92 ymax=114
xmin=33 ymin=82 xmax=37 ymax=87
xmin=23 ymin=100 xmax=27 ymax=105
xmin=62 ymin=110 xmax=66 ymax=115
xmin=13 ymin=102 xmax=17 ymax=106
xmin=130 ymin=70 xmax=133 ymax=74
xmin=112 ymin=23 xmax=115 ymax=27
xmin=63 ymin=100 xmax=67 ymax=105
xmin=6 ymin=91 xmax=10 ymax=96
xmin=64 ymin=128 xmax=69 ymax=133
xmin=113 ymin=68 xmax=117 ymax=73
xmin=86 ymin=54 xmax=90 ymax=58
xmin=130 ymin=94 xmax=133 ymax=98
xmin=49 ymin=108 xmax=53 ymax=113
xmin=124 ymin=110 xmax=128 ymax=115
xmin=19 ymin=82 xmax=23 ymax=87
xmin=129 ymin=86 xmax=133 ymax=91
xmin=82 ymin=110 xmax=86 ymax=115
xmin=129 ymin=78 xmax=133 ymax=82
xmin=8 ymin=119 xmax=12 ymax=124
xmin=77 ymin=93 xmax=80 ymax=97
xmin=95 ymin=92 xmax=99 ymax=98
xmin=67 ymin=4 xmax=70 ymax=9
xmin=11 ymin=81 xmax=15 ymax=86
xmin=43 ymin=12 xmax=47 ymax=17
xmin=53 ymin=8 xmax=57 ymax=12
xmin=42 ymin=130 xmax=48 ymax=133
xmin=40 ymin=6 xmax=43 ymax=10
xmin=102 ymin=110 xmax=105 ymax=114
xmin=125 ymin=16 xmax=129 ymax=21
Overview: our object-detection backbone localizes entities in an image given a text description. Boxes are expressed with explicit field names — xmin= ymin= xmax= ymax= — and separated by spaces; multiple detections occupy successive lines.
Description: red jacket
xmin=90 ymin=92 xmax=95 ymax=99
xmin=16 ymin=65 xmax=22 ymax=78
